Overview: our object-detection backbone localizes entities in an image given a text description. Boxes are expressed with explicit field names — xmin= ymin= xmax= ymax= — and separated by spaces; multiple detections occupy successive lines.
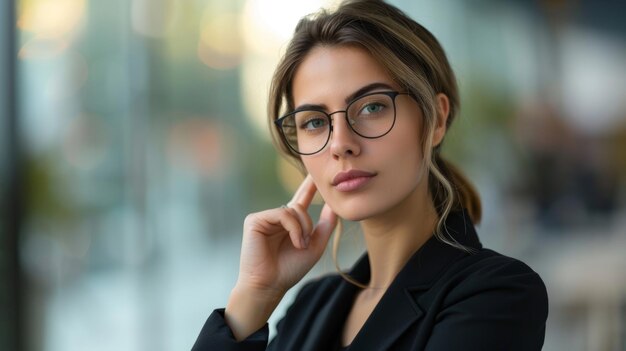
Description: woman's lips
xmin=332 ymin=170 xmax=376 ymax=192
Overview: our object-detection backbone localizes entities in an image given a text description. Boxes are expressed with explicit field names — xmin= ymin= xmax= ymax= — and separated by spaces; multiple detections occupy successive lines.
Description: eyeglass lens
xmin=280 ymin=92 xmax=396 ymax=155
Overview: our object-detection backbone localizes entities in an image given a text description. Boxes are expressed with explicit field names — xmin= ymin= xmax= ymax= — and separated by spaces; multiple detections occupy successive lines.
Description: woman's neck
xmin=359 ymin=185 xmax=438 ymax=290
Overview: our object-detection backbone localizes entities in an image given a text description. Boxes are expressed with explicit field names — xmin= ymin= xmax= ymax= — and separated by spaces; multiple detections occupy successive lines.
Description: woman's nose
xmin=329 ymin=113 xmax=361 ymax=158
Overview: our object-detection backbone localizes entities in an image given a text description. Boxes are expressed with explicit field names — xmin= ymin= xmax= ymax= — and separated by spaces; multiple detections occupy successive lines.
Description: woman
xmin=193 ymin=0 xmax=548 ymax=350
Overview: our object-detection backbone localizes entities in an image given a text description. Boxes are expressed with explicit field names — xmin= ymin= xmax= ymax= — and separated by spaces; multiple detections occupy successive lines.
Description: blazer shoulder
xmin=459 ymin=248 xmax=546 ymax=285
xmin=417 ymin=249 xmax=549 ymax=350
xmin=441 ymin=248 xmax=549 ymax=320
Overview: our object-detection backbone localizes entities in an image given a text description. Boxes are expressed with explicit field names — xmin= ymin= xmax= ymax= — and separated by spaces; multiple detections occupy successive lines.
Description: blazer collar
xmin=301 ymin=276 xmax=358 ymax=351
xmin=306 ymin=209 xmax=481 ymax=351
xmin=350 ymin=209 xmax=481 ymax=287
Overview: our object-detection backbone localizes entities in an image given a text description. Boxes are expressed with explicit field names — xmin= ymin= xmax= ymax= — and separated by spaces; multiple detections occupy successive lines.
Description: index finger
xmin=287 ymin=174 xmax=317 ymax=209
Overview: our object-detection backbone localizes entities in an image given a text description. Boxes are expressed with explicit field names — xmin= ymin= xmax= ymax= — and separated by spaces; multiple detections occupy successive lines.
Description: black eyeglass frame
xmin=274 ymin=91 xmax=413 ymax=156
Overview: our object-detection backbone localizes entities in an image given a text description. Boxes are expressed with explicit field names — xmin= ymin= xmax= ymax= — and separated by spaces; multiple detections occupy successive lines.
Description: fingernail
xmin=301 ymin=237 xmax=307 ymax=249
xmin=304 ymin=235 xmax=311 ymax=247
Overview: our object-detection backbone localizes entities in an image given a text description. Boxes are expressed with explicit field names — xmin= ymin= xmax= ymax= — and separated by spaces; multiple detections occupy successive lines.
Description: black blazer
xmin=193 ymin=210 xmax=548 ymax=350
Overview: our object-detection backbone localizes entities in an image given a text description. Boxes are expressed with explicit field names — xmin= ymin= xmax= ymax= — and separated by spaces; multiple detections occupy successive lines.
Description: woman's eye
xmin=361 ymin=103 xmax=385 ymax=114
xmin=301 ymin=118 xmax=327 ymax=130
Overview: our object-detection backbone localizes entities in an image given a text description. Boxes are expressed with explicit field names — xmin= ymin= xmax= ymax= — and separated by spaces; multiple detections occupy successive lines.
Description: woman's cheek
xmin=308 ymin=176 xmax=335 ymax=209
xmin=317 ymin=184 xmax=333 ymax=206
xmin=303 ymin=160 xmax=335 ymax=208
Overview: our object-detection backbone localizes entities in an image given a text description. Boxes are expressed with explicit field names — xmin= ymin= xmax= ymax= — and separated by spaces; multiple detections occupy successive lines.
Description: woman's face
xmin=291 ymin=45 xmax=430 ymax=221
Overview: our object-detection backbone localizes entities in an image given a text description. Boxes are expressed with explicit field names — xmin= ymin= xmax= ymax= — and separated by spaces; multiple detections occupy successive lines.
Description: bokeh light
xmin=197 ymin=12 xmax=243 ymax=70
xmin=18 ymin=0 xmax=85 ymax=59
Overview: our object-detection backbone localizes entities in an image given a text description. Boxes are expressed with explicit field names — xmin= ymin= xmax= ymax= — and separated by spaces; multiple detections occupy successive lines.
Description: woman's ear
xmin=432 ymin=93 xmax=450 ymax=147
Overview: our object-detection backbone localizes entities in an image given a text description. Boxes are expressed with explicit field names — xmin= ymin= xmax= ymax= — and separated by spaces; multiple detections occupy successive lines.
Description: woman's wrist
xmin=224 ymin=285 xmax=285 ymax=341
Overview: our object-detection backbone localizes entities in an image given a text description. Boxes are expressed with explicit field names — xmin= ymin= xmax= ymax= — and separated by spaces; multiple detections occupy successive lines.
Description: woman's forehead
xmin=291 ymin=45 xmax=400 ymax=106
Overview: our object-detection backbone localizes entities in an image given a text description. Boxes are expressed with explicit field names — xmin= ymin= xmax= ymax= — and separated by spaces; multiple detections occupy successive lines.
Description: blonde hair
xmin=267 ymin=0 xmax=482 ymax=286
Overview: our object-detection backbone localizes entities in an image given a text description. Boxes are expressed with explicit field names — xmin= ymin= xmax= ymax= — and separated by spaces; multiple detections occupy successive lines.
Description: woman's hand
xmin=225 ymin=175 xmax=338 ymax=340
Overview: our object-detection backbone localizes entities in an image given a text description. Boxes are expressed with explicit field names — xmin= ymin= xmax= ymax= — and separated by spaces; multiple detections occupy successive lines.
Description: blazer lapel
xmin=349 ymin=210 xmax=483 ymax=350
xmin=301 ymin=275 xmax=360 ymax=351
xmin=349 ymin=280 xmax=426 ymax=350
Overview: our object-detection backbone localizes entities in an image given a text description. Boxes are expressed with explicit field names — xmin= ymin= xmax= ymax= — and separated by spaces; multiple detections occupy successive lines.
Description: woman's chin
xmin=333 ymin=206 xmax=378 ymax=222
xmin=321 ymin=191 xmax=388 ymax=222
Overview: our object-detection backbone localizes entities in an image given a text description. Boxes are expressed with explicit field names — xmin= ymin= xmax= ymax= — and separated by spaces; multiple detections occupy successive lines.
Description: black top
xmin=192 ymin=210 xmax=549 ymax=351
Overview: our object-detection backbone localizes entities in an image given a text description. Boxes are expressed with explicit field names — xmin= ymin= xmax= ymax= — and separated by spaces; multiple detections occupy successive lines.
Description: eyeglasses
xmin=275 ymin=91 xmax=410 ymax=155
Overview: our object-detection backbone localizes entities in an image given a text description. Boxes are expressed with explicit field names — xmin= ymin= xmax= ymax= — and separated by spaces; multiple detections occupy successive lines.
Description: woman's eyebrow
xmin=344 ymin=82 xmax=395 ymax=103
xmin=293 ymin=103 xmax=327 ymax=112
xmin=293 ymin=82 xmax=395 ymax=112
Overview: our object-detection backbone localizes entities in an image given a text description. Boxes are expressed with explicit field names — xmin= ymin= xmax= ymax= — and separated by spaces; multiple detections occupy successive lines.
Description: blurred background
xmin=1 ymin=0 xmax=625 ymax=350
